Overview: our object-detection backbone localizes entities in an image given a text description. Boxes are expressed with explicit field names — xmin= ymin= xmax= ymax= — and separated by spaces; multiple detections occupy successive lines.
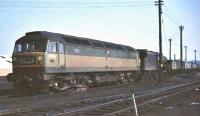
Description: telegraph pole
xmin=179 ymin=25 xmax=184 ymax=75
xmin=169 ymin=39 xmax=172 ymax=60
xmin=155 ymin=0 xmax=163 ymax=82
xmin=194 ymin=50 xmax=197 ymax=63
xmin=184 ymin=46 xmax=187 ymax=62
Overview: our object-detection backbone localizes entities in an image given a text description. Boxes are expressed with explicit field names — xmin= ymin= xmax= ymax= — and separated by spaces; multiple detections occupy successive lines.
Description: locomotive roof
xmin=16 ymin=31 xmax=65 ymax=42
xmin=17 ymin=31 xmax=136 ymax=52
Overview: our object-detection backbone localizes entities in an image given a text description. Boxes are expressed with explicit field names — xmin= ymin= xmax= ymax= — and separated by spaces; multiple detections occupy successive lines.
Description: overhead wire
xmin=163 ymin=5 xmax=200 ymax=60
xmin=0 ymin=1 xmax=153 ymax=4
xmin=163 ymin=5 xmax=181 ymax=26
xmin=0 ymin=1 xmax=155 ymax=13
xmin=0 ymin=1 xmax=154 ymax=7
xmin=161 ymin=17 xmax=170 ymax=59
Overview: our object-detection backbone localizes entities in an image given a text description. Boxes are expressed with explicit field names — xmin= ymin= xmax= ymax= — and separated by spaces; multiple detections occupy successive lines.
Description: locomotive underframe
xmin=9 ymin=66 xmax=169 ymax=94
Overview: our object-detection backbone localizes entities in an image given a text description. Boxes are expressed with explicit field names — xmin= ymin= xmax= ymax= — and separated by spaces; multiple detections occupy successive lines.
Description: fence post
xmin=132 ymin=93 xmax=138 ymax=116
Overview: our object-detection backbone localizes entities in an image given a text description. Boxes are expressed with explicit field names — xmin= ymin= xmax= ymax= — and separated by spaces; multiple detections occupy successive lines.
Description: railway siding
xmin=1 ymin=79 xmax=200 ymax=116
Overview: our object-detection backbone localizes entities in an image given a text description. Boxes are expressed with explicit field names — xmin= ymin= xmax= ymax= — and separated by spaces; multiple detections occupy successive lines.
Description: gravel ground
xmin=140 ymin=87 xmax=200 ymax=116
xmin=0 ymin=77 xmax=13 ymax=96
xmin=0 ymin=77 xmax=12 ymax=90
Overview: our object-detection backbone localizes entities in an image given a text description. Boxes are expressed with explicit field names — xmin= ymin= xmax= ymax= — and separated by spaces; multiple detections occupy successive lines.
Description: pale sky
xmin=0 ymin=0 xmax=200 ymax=69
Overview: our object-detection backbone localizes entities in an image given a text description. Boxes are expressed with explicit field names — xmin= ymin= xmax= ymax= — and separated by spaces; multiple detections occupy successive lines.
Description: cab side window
xmin=14 ymin=44 xmax=22 ymax=52
xmin=59 ymin=42 xmax=65 ymax=54
xmin=47 ymin=42 xmax=57 ymax=53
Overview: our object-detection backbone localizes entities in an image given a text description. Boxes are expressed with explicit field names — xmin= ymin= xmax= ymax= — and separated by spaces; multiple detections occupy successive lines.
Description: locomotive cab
xmin=9 ymin=32 xmax=66 ymax=93
xmin=12 ymin=35 xmax=47 ymax=72
xmin=13 ymin=40 xmax=46 ymax=66
xmin=12 ymin=31 xmax=66 ymax=73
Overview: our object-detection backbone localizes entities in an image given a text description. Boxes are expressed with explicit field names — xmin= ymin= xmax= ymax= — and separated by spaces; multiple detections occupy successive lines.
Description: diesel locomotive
xmin=8 ymin=31 xmax=145 ymax=93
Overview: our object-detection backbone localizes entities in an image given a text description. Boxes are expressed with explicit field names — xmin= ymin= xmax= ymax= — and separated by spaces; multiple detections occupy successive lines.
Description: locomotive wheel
xmin=74 ymin=77 xmax=88 ymax=92
xmin=76 ymin=78 xmax=88 ymax=87
xmin=48 ymin=78 xmax=72 ymax=92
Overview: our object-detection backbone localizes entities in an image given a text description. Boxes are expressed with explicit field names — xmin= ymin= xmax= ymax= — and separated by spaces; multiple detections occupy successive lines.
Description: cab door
xmin=46 ymin=41 xmax=59 ymax=73
xmin=58 ymin=42 xmax=66 ymax=72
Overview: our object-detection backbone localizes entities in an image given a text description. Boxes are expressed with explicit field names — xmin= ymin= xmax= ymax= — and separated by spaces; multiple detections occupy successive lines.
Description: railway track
xmin=1 ymin=80 xmax=199 ymax=116
xmin=53 ymin=81 xmax=200 ymax=116
xmin=103 ymin=84 xmax=200 ymax=116
xmin=0 ymin=82 xmax=126 ymax=102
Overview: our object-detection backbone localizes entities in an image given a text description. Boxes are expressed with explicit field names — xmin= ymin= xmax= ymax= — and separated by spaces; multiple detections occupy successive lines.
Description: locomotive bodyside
xmin=44 ymin=34 xmax=140 ymax=73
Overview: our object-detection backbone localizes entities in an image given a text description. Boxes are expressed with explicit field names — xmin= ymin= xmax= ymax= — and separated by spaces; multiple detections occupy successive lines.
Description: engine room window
xmin=59 ymin=43 xmax=64 ymax=54
xmin=48 ymin=42 xmax=57 ymax=53
xmin=92 ymin=41 xmax=104 ymax=48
